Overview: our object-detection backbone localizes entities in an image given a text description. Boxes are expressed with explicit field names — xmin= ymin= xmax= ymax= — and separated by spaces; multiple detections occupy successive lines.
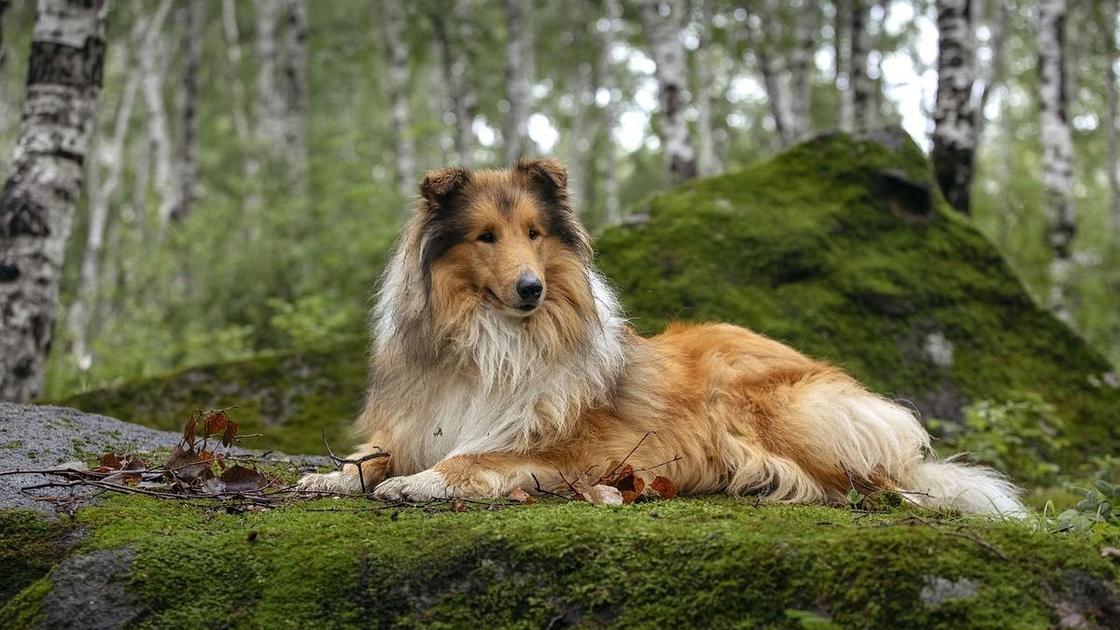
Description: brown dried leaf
xmin=166 ymin=445 xmax=214 ymax=482
xmin=98 ymin=453 xmax=123 ymax=470
xmin=507 ymin=488 xmax=533 ymax=504
xmin=203 ymin=410 xmax=228 ymax=438
xmin=650 ymin=476 xmax=678 ymax=500
xmin=221 ymin=418 xmax=240 ymax=447
xmin=181 ymin=412 xmax=199 ymax=450
xmin=452 ymin=500 xmax=468 ymax=512
xmin=219 ymin=464 xmax=266 ymax=493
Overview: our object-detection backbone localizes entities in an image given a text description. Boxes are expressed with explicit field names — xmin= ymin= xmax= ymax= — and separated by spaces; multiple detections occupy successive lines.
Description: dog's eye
xmin=478 ymin=232 xmax=495 ymax=243
xmin=528 ymin=228 xmax=539 ymax=240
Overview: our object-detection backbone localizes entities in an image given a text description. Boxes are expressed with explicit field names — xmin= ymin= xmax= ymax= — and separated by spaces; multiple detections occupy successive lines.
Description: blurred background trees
xmin=0 ymin=0 xmax=1116 ymax=400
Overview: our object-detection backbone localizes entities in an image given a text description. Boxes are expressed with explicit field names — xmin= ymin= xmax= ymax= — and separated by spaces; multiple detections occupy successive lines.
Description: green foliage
xmin=268 ymin=295 xmax=362 ymax=349
xmin=3 ymin=495 xmax=1119 ymax=628
xmin=941 ymin=395 xmax=1069 ymax=487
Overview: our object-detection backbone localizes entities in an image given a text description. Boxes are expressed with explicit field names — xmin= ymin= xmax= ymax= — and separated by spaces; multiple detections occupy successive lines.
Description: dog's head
xmin=415 ymin=159 xmax=592 ymax=322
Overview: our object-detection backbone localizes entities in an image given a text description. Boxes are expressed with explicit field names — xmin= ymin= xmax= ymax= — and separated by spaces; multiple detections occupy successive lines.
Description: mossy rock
xmin=60 ymin=130 xmax=1120 ymax=461
xmin=595 ymin=128 xmax=1119 ymax=462
xmin=59 ymin=342 xmax=368 ymax=454
xmin=3 ymin=496 xmax=1119 ymax=628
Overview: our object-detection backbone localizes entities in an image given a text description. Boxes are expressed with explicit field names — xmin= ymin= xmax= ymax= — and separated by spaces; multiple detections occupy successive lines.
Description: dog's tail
xmin=789 ymin=376 xmax=1027 ymax=517
xmin=900 ymin=459 xmax=1027 ymax=518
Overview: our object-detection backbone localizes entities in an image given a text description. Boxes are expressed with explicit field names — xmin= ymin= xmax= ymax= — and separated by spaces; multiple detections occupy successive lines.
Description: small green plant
xmin=1057 ymin=479 xmax=1120 ymax=532
xmin=267 ymin=295 xmax=361 ymax=349
xmin=944 ymin=394 xmax=1068 ymax=486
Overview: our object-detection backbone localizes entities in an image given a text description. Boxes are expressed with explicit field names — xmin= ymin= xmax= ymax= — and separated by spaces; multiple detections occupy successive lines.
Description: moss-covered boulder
xmin=4 ymin=495 xmax=1120 ymax=628
xmin=60 ymin=129 xmax=1120 ymax=459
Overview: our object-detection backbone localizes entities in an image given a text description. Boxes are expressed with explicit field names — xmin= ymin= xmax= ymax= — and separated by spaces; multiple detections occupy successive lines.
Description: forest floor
xmin=2 ymin=406 xmax=1119 ymax=629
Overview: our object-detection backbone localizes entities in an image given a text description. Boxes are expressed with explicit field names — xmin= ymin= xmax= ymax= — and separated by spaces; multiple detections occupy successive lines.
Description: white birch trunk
xmin=744 ymin=5 xmax=794 ymax=147
xmin=837 ymin=0 xmax=855 ymax=131
xmin=789 ymin=0 xmax=815 ymax=141
xmin=1102 ymin=0 xmax=1120 ymax=236
xmin=68 ymin=9 xmax=152 ymax=371
xmin=0 ymin=0 xmax=109 ymax=401
xmin=138 ymin=0 xmax=177 ymax=230
xmin=598 ymin=0 xmax=623 ymax=224
xmin=974 ymin=0 xmax=1009 ymax=140
xmin=693 ymin=0 xmax=718 ymax=175
xmin=566 ymin=60 xmax=593 ymax=210
xmin=850 ymin=0 xmax=874 ymax=133
xmin=453 ymin=0 xmax=476 ymax=166
xmin=931 ymin=0 xmax=978 ymax=214
xmin=503 ymin=0 xmax=533 ymax=165
xmin=254 ymin=0 xmax=283 ymax=148
xmin=639 ymin=0 xmax=697 ymax=182
xmin=280 ymin=0 xmax=308 ymax=194
xmin=383 ymin=0 xmax=415 ymax=197
xmin=222 ymin=0 xmax=251 ymax=144
xmin=172 ymin=0 xmax=205 ymax=224
xmin=1037 ymin=0 xmax=1077 ymax=324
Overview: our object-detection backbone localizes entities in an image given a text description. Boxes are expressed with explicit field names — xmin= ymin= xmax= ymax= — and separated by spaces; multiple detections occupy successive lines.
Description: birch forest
xmin=0 ymin=0 xmax=1118 ymax=401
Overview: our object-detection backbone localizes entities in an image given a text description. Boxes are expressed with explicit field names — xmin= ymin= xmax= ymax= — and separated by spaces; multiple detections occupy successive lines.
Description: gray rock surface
xmin=0 ymin=404 xmax=326 ymax=513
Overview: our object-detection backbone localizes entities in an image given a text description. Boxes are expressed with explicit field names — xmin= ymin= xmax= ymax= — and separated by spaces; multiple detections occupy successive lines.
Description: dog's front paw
xmin=296 ymin=470 xmax=364 ymax=495
xmin=372 ymin=470 xmax=452 ymax=502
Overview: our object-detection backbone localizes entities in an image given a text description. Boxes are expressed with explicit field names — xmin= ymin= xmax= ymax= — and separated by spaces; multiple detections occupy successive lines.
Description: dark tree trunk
xmin=0 ymin=0 xmax=110 ymax=401
xmin=931 ymin=0 xmax=978 ymax=214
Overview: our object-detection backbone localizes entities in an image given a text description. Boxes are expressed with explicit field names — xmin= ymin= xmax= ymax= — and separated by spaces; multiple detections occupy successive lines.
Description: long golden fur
xmin=297 ymin=159 xmax=1024 ymax=516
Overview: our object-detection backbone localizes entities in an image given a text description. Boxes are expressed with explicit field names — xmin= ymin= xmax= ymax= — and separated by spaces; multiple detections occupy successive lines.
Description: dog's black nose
xmin=516 ymin=273 xmax=543 ymax=303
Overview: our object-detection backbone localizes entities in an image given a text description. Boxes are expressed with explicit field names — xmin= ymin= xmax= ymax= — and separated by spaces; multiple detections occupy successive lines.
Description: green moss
xmin=597 ymin=129 xmax=1120 ymax=463
xmin=0 ymin=495 xmax=1111 ymax=628
xmin=0 ymin=577 xmax=52 ymax=629
xmin=58 ymin=130 xmax=1120 ymax=462
xmin=0 ymin=511 xmax=72 ymax=605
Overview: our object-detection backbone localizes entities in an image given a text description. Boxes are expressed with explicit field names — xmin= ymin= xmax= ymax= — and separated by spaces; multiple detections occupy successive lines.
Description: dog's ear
xmin=419 ymin=166 xmax=471 ymax=211
xmin=515 ymin=158 xmax=568 ymax=199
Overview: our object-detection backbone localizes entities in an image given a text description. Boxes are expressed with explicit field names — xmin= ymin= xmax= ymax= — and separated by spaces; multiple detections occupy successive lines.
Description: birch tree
xmin=173 ymin=0 xmax=206 ymax=224
xmin=383 ymin=0 xmax=415 ymax=196
xmin=850 ymin=0 xmax=874 ymax=133
xmin=837 ymin=0 xmax=855 ymax=131
xmin=1101 ymin=0 xmax=1120 ymax=236
xmin=692 ymin=0 xmax=718 ymax=175
xmin=280 ymin=0 xmax=308 ymax=193
xmin=138 ymin=0 xmax=177 ymax=229
xmin=0 ymin=0 xmax=109 ymax=401
xmin=743 ymin=5 xmax=794 ymax=146
xmin=597 ymin=0 xmax=623 ymax=224
xmin=1037 ymin=0 xmax=1077 ymax=323
xmin=639 ymin=0 xmax=697 ymax=183
xmin=931 ymin=0 xmax=978 ymax=214
xmin=503 ymin=0 xmax=534 ymax=165
xmin=788 ymin=0 xmax=815 ymax=141
xmin=430 ymin=0 xmax=477 ymax=167
xmin=254 ymin=0 xmax=283 ymax=149
xmin=68 ymin=8 xmax=156 ymax=370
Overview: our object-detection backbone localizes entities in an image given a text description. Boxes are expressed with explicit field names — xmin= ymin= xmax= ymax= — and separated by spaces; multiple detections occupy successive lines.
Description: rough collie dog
xmin=297 ymin=159 xmax=1024 ymax=516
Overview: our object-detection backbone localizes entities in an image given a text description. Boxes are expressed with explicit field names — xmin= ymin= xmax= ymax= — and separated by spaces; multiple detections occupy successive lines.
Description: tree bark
xmin=638 ymin=0 xmax=697 ymax=183
xmin=693 ymin=0 xmax=718 ymax=175
xmin=598 ymin=0 xmax=623 ymax=224
xmin=222 ymin=0 xmax=251 ymax=144
xmin=383 ymin=0 xmax=415 ymax=196
xmin=503 ymin=0 xmax=533 ymax=165
xmin=1037 ymin=0 xmax=1077 ymax=324
xmin=931 ymin=0 xmax=977 ymax=214
xmin=0 ymin=0 xmax=109 ymax=401
xmin=172 ymin=0 xmax=206 ymax=224
xmin=280 ymin=0 xmax=308 ymax=194
xmin=68 ymin=7 xmax=153 ymax=371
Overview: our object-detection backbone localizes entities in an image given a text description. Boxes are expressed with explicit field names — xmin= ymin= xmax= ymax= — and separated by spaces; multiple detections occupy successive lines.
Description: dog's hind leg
xmin=371 ymin=453 xmax=557 ymax=502
xmin=296 ymin=436 xmax=392 ymax=495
